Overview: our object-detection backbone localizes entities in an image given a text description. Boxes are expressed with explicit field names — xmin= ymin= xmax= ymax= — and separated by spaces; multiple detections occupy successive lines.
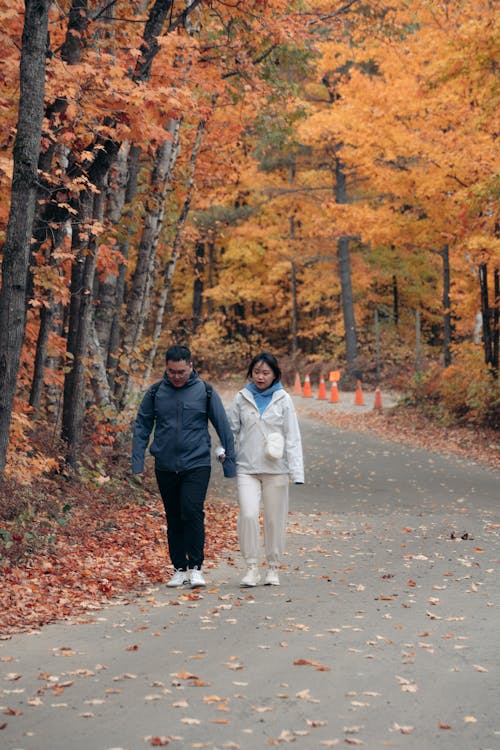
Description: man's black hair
xmin=165 ymin=344 xmax=191 ymax=363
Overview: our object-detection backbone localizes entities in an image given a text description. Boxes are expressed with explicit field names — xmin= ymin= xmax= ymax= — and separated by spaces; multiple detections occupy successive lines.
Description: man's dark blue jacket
xmin=131 ymin=371 xmax=236 ymax=477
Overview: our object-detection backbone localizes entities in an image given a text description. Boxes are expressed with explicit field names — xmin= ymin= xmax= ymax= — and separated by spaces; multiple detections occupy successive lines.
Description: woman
xmin=229 ymin=353 xmax=304 ymax=586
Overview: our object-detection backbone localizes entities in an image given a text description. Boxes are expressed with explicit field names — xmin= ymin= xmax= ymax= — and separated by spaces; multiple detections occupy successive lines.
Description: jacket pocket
xmin=182 ymin=403 xmax=206 ymax=430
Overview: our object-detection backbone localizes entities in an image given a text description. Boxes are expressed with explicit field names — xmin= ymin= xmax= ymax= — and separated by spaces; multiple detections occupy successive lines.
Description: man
xmin=132 ymin=345 xmax=236 ymax=587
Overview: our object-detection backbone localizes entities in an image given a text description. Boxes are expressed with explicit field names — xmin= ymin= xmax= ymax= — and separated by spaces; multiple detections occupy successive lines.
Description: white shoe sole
xmin=240 ymin=577 xmax=261 ymax=587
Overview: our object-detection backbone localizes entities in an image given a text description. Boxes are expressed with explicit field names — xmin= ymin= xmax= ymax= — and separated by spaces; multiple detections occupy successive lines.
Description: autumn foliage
xmin=0 ymin=3 xmax=498 ymax=494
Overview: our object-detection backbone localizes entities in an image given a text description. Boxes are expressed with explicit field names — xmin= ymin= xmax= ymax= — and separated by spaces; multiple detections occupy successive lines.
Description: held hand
xmin=215 ymin=446 xmax=226 ymax=463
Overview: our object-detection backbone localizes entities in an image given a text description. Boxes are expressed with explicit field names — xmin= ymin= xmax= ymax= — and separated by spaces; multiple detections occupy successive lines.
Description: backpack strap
xmin=203 ymin=381 xmax=213 ymax=420
xmin=149 ymin=380 xmax=162 ymax=406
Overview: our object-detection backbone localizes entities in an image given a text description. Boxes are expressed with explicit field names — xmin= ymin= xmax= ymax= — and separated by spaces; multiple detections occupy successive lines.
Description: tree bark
xmin=479 ymin=263 xmax=494 ymax=370
xmin=493 ymin=268 xmax=499 ymax=378
xmin=108 ymin=144 xmax=142 ymax=391
xmin=88 ymin=319 xmax=116 ymax=410
xmin=61 ymin=153 xmax=116 ymax=467
xmin=143 ymin=114 xmax=207 ymax=384
xmin=335 ymin=156 xmax=358 ymax=380
xmin=392 ymin=274 xmax=399 ymax=325
xmin=115 ymin=120 xmax=181 ymax=406
xmin=0 ymin=0 xmax=50 ymax=483
xmin=94 ymin=141 xmax=131 ymax=355
xmin=192 ymin=241 xmax=205 ymax=332
xmin=441 ymin=245 xmax=452 ymax=367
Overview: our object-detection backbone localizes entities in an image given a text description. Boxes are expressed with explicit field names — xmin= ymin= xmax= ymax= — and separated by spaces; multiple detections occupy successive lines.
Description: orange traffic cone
xmin=293 ymin=372 xmax=302 ymax=395
xmin=373 ymin=386 xmax=383 ymax=410
xmin=330 ymin=381 xmax=339 ymax=403
xmin=354 ymin=379 xmax=364 ymax=405
xmin=303 ymin=374 xmax=312 ymax=398
xmin=317 ymin=374 xmax=327 ymax=400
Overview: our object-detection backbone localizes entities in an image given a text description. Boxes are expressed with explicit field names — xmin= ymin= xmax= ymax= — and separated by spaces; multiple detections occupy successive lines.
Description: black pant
xmin=155 ymin=466 xmax=211 ymax=570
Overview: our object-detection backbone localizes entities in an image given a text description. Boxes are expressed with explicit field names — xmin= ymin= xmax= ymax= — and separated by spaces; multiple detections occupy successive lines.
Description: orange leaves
xmin=0 ymin=496 xmax=238 ymax=634
xmin=293 ymin=658 xmax=331 ymax=671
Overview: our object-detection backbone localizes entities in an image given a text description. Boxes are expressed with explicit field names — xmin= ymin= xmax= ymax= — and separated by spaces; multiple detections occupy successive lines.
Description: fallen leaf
xmin=173 ymin=671 xmax=198 ymax=680
xmin=393 ymin=723 xmax=414 ymax=734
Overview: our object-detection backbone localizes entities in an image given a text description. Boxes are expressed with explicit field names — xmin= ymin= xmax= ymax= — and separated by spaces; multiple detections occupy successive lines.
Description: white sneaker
xmin=240 ymin=565 xmax=261 ymax=587
xmin=264 ymin=567 xmax=280 ymax=586
xmin=190 ymin=567 xmax=206 ymax=587
xmin=167 ymin=569 xmax=189 ymax=587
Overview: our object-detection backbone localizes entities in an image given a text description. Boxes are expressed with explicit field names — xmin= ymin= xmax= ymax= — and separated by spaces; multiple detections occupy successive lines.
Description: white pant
xmin=237 ymin=473 xmax=289 ymax=566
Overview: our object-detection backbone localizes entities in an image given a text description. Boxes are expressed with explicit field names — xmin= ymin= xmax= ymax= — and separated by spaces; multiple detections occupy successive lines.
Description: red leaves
xmin=0 ymin=497 xmax=238 ymax=634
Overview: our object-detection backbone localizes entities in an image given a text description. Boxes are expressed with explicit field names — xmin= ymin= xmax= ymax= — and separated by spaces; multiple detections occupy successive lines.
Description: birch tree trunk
xmin=143 ymin=114 xmax=208 ymax=383
xmin=94 ymin=141 xmax=131 ymax=355
xmin=61 ymin=160 xmax=116 ymax=467
xmin=108 ymin=144 xmax=142 ymax=391
xmin=0 ymin=0 xmax=50 ymax=484
xmin=115 ymin=120 xmax=181 ymax=405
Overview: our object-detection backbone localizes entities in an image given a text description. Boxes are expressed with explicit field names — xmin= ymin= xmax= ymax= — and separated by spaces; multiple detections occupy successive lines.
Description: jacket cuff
xmin=222 ymin=458 xmax=237 ymax=478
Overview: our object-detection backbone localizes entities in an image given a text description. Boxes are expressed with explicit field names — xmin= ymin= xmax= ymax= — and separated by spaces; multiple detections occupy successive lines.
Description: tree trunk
xmin=493 ymin=268 xmax=499 ymax=378
xmin=114 ymin=120 xmax=181 ymax=407
xmin=415 ymin=309 xmax=422 ymax=373
xmin=192 ymin=241 xmax=204 ymax=332
xmin=108 ymin=144 xmax=142 ymax=391
xmin=29 ymin=297 xmax=54 ymax=412
xmin=479 ymin=263 xmax=493 ymax=369
xmin=206 ymin=240 xmax=216 ymax=316
xmin=392 ymin=274 xmax=399 ymax=325
xmin=441 ymin=245 xmax=452 ymax=367
xmin=61 ymin=152 xmax=116 ymax=466
xmin=0 ymin=0 xmax=50 ymax=483
xmin=143 ymin=114 xmax=208 ymax=384
xmin=290 ymin=260 xmax=298 ymax=364
xmin=88 ymin=319 xmax=116 ymax=411
xmin=335 ymin=157 xmax=358 ymax=379
xmin=94 ymin=141 xmax=131 ymax=356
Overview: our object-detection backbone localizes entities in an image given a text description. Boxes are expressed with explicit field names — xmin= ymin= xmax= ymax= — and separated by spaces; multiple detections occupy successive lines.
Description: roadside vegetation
xmin=0 ymin=1 xmax=498 ymax=632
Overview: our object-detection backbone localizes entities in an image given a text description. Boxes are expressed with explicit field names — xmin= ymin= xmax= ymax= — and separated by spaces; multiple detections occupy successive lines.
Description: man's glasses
xmin=166 ymin=367 xmax=190 ymax=378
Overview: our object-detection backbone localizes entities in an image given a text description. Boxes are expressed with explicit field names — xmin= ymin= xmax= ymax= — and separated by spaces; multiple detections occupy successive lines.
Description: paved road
xmin=1 ymin=408 xmax=499 ymax=750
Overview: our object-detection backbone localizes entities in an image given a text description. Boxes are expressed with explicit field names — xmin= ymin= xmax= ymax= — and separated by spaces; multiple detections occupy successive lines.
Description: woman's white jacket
xmin=228 ymin=387 xmax=304 ymax=484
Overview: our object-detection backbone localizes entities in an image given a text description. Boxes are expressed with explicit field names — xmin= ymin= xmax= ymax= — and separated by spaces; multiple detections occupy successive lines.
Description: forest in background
xmin=0 ymin=0 xmax=498 ymax=503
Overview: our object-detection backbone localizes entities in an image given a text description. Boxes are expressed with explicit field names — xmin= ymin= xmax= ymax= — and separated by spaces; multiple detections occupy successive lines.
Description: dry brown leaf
xmin=393 ymin=723 xmax=414 ymax=734
xmin=173 ymin=670 xmax=198 ymax=680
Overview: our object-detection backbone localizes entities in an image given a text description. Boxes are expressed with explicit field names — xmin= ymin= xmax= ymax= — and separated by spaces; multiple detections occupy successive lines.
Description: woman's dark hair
xmin=246 ymin=352 xmax=281 ymax=384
